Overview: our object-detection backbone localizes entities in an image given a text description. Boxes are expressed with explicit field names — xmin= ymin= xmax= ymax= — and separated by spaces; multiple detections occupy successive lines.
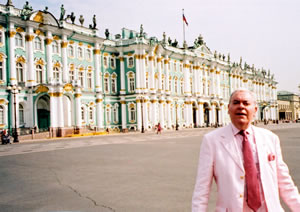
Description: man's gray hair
xmin=229 ymin=88 xmax=257 ymax=104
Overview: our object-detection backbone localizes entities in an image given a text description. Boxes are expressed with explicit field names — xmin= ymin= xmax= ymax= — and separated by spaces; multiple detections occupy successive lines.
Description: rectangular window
xmin=78 ymin=72 xmax=84 ymax=87
xmin=87 ymin=72 xmax=92 ymax=89
xmin=104 ymin=78 xmax=109 ymax=93
xmin=111 ymin=78 xmax=116 ymax=93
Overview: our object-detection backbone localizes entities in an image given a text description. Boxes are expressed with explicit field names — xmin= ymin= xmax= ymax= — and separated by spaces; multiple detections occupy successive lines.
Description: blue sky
xmin=10 ymin=0 xmax=300 ymax=93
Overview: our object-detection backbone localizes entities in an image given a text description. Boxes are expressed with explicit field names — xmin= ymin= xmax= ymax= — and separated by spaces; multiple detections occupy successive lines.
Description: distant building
xmin=0 ymin=1 xmax=278 ymax=137
xmin=277 ymin=91 xmax=300 ymax=121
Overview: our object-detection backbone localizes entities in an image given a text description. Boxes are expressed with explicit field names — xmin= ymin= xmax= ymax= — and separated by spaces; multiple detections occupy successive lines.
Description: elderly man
xmin=192 ymin=89 xmax=300 ymax=211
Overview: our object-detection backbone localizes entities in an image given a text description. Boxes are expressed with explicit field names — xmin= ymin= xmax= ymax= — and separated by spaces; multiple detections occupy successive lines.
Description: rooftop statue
xmin=227 ymin=53 xmax=230 ymax=62
xmin=168 ymin=37 xmax=172 ymax=45
xmin=222 ymin=54 xmax=225 ymax=61
xmin=214 ymin=50 xmax=217 ymax=58
xmin=92 ymin=15 xmax=97 ymax=29
xmin=197 ymin=34 xmax=204 ymax=45
xmin=162 ymin=32 xmax=166 ymax=43
xmin=79 ymin=15 xmax=84 ymax=26
xmin=139 ymin=24 xmax=144 ymax=37
xmin=66 ymin=12 xmax=76 ymax=24
xmin=20 ymin=1 xmax=33 ymax=20
xmin=59 ymin=4 xmax=65 ymax=21
xmin=172 ymin=39 xmax=178 ymax=47
xmin=105 ymin=29 xmax=110 ymax=39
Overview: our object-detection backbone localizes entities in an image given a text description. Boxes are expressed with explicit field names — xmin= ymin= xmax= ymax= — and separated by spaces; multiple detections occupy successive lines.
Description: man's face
xmin=228 ymin=91 xmax=257 ymax=130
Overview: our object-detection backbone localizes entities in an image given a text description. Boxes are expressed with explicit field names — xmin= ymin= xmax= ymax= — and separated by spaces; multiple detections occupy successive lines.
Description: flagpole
xmin=182 ymin=9 xmax=185 ymax=44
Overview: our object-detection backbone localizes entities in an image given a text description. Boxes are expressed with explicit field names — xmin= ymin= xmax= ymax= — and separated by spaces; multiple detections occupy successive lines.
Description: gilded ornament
xmin=74 ymin=93 xmax=82 ymax=98
xmin=35 ymin=85 xmax=49 ymax=93
xmin=93 ymin=49 xmax=100 ymax=55
xmin=0 ymin=99 xmax=5 ymax=104
xmin=25 ymin=35 xmax=34 ymax=41
xmin=69 ymin=40 xmax=74 ymax=44
xmin=61 ymin=42 xmax=68 ymax=48
xmin=8 ymin=31 xmax=16 ymax=37
xmin=33 ymin=11 xmax=44 ymax=23
xmin=119 ymin=57 xmax=124 ymax=62
xmin=53 ymin=35 xmax=60 ymax=40
xmin=63 ymin=83 xmax=73 ymax=92
xmin=45 ymin=38 xmax=53 ymax=45
xmin=16 ymin=27 xmax=24 ymax=33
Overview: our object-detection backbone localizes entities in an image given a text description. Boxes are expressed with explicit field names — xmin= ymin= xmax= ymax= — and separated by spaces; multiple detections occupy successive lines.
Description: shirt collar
xmin=230 ymin=123 xmax=253 ymax=136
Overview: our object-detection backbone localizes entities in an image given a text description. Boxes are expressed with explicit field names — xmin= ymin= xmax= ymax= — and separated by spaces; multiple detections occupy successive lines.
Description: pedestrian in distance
xmin=157 ymin=123 xmax=162 ymax=134
xmin=192 ymin=88 xmax=300 ymax=212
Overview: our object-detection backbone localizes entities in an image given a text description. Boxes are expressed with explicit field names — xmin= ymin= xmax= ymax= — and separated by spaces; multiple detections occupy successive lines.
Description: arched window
xmin=106 ymin=107 xmax=111 ymax=123
xmin=104 ymin=76 xmax=109 ymax=93
xmin=16 ymin=62 xmax=24 ymax=83
xmin=129 ymin=78 xmax=135 ymax=92
xmin=68 ymin=45 xmax=74 ymax=57
xmin=174 ymin=78 xmax=178 ymax=94
xmin=111 ymin=74 xmax=117 ymax=93
xmin=128 ymin=57 xmax=134 ymax=67
xmin=19 ymin=104 xmax=24 ymax=125
xmin=110 ymin=58 xmax=115 ymax=68
xmin=36 ymin=65 xmax=43 ymax=83
xmin=78 ymin=71 xmax=84 ymax=87
xmin=113 ymin=106 xmax=118 ymax=123
xmin=52 ymin=41 xmax=59 ymax=54
xmin=69 ymin=69 xmax=74 ymax=82
xmin=78 ymin=47 xmax=83 ymax=58
xmin=34 ymin=37 xmax=42 ymax=50
xmin=0 ymin=60 xmax=3 ymax=80
xmin=0 ymin=105 xmax=4 ymax=124
xmin=180 ymin=79 xmax=184 ymax=94
xmin=86 ymin=49 xmax=91 ymax=60
xmin=81 ymin=106 xmax=85 ymax=122
xmin=129 ymin=107 xmax=136 ymax=122
xmin=89 ymin=107 xmax=93 ymax=121
xmin=53 ymin=67 xmax=60 ymax=81
xmin=87 ymin=72 xmax=92 ymax=89
xmin=15 ymin=33 xmax=23 ymax=47
xmin=103 ymin=57 xmax=108 ymax=67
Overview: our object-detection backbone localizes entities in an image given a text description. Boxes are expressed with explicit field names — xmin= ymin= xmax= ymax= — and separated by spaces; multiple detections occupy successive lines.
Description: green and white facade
xmin=0 ymin=1 xmax=278 ymax=137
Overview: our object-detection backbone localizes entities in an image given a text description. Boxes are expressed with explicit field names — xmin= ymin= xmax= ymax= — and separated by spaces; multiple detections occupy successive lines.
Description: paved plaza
xmin=0 ymin=123 xmax=299 ymax=211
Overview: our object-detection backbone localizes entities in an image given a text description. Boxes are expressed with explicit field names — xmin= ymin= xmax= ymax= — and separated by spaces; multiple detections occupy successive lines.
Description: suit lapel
xmin=220 ymin=125 xmax=244 ymax=172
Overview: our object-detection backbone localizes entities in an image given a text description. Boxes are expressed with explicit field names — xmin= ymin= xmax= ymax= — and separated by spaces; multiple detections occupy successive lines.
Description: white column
xmin=151 ymin=99 xmax=157 ymax=126
xmin=165 ymin=56 xmax=170 ymax=94
xmin=216 ymin=69 xmax=221 ymax=97
xmin=75 ymin=89 xmax=82 ymax=128
xmin=26 ymin=26 xmax=35 ymax=87
xmin=121 ymin=100 xmax=127 ymax=130
xmin=46 ymin=31 xmax=53 ymax=83
xmin=140 ymin=50 xmax=146 ymax=93
xmin=196 ymin=104 xmax=199 ymax=127
xmin=144 ymin=99 xmax=148 ymax=130
xmin=166 ymin=100 xmax=171 ymax=129
xmin=159 ymin=99 xmax=165 ymax=128
xmin=57 ymin=88 xmax=64 ymax=128
xmin=50 ymin=88 xmax=57 ymax=128
xmin=210 ymin=69 xmax=215 ymax=96
xmin=26 ymin=89 xmax=34 ymax=128
xmin=199 ymin=102 xmax=204 ymax=127
xmin=205 ymin=69 xmax=209 ymax=96
xmin=8 ymin=23 xmax=17 ymax=85
xmin=230 ymin=74 xmax=234 ymax=93
xmin=62 ymin=34 xmax=68 ymax=83
xmin=94 ymin=43 xmax=101 ymax=92
xmin=199 ymin=67 xmax=203 ymax=96
xmin=157 ymin=54 xmax=162 ymax=92
xmin=137 ymin=99 xmax=141 ymax=130
xmin=135 ymin=52 xmax=141 ymax=94
xmin=149 ymin=53 xmax=155 ymax=94
xmin=120 ymin=54 xmax=126 ymax=95
xmin=211 ymin=104 xmax=216 ymax=125
xmin=183 ymin=60 xmax=191 ymax=96
xmin=96 ymin=94 xmax=103 ymax=130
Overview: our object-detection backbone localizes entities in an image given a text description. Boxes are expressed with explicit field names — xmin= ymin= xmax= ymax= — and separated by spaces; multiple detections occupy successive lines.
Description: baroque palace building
xmin=0 ymin=1 xmax=278 ymax=137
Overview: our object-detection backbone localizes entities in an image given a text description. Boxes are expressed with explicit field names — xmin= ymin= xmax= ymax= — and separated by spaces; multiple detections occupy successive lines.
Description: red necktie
xmin=240 ymin=130 xmax=261 ymax=211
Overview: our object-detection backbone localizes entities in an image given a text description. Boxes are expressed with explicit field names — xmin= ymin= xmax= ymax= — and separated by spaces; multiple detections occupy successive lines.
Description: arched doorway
xmin=204 ymin=103 xmax=210 ymax=127
xmin=37 ymin=95 xmax=50 ymax=132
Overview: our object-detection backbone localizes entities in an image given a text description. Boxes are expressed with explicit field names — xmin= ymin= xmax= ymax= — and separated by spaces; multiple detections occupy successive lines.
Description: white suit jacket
xmin=192 ymin=124 xmax=300 ymax=212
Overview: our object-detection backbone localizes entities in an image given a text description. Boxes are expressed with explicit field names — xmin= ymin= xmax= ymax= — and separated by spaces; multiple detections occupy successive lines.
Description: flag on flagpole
xmin=183 ymin=14 xmax=188 ymax=26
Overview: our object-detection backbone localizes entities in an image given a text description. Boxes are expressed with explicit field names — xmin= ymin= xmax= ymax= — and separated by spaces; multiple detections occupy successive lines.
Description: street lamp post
xmin=141 ymin=96 xmax=145 ymax=133
xmin=7 ymin=85 xmax=21 ymax=143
